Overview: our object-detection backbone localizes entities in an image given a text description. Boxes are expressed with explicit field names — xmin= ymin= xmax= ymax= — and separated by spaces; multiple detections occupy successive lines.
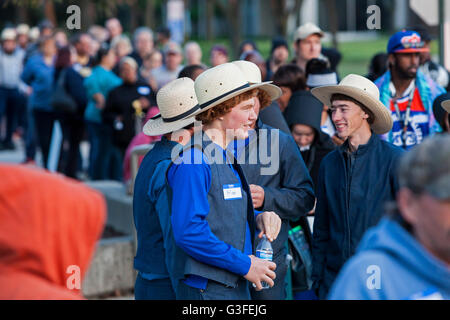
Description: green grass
xmin=195 ymin=35 xmax=440 ymax=78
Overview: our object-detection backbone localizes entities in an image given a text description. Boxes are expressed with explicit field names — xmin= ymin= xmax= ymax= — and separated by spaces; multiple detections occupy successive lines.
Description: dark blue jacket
xmin=133 ymin=137 xmax=186 ymax=292
xmin=311 ymin=133 xmax=404 ymax=299
xmin=238 ymin=119 xmax=315 ymax=260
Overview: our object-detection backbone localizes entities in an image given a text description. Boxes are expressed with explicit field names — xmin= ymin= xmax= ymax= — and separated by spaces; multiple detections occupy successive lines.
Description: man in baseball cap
xmin=292 ymin=22 xmax=328 ymax=71
xmin=374 ymin=30 xmax=446 ymax=150
xmin=151 ymin=41 xmax=184 ymax=90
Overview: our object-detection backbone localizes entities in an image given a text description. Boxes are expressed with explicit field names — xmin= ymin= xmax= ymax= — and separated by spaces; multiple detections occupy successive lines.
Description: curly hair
xmin=196 ymin=88 xmax=260 ymax=125
xmin=257 ymin=89 xmax=272 ymax=109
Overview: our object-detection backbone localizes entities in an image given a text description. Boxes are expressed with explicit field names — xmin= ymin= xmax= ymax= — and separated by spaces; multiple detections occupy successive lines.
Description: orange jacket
xmin=0 ymin=165 xmax=106 ymax=299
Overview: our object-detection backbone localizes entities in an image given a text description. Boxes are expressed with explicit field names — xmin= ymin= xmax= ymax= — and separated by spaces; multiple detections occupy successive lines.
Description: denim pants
xmin=176 ymin=278 xmax=251 ymax=300
xmin=0 ymin=87 xmax=25 ymax=144
xmin=86 ymin=121 xmax=122 ymax=181
xmin=134 ymin=274 xmax=176 ymax=300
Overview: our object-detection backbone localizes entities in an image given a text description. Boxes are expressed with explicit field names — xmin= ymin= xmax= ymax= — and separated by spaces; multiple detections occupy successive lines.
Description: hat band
xmin=199 ymin=83 xmax=250 ymax=109
xmin=307 ymin=73 xmax=338 ymax=88
xmin=152 ymin=104 xmax=200 ymax=123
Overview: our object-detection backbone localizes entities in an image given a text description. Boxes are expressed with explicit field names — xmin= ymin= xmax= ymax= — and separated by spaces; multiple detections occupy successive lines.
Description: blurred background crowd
xmin=0 ymin=0 xmax=449 ymax=187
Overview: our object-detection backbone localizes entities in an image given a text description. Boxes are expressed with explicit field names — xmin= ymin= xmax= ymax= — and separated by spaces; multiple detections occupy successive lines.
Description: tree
xmin=270 ymin=0 xmax=303 ymax=37
xmin=216 ymin=0 xmax=241 ymax=58
xmin=325 ymin=0 xmax=339 ymax=49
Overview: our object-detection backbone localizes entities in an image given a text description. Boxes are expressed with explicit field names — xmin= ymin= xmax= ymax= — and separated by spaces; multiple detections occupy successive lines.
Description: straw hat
xmin=232 ymin=60 xmax=281 ymax=106
xmin=441 ymin=100 xmax=450 ymax=113
xmin=311 ymin=74 xmax=393 ymax=134
xmin=194 ymin=62 xmax=280 ymax=116
xmin=143 ymin=77 xmax=200 ymax=136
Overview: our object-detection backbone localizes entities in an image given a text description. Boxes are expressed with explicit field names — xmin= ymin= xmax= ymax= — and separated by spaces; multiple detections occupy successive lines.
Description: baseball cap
xmin=387 ymin=30 xmax=429 ymax=54
xmin=294 ymin=22 xmax=324 ymax=42
xmin=1 ymin=28 xmax=17 ymax=41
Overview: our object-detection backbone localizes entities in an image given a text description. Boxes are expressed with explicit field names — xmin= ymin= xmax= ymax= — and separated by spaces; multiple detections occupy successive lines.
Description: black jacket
xmin=311 ymin=133 xmax=404 ymax=299
xmin=103 ymin=80 xmax=155 ymax=150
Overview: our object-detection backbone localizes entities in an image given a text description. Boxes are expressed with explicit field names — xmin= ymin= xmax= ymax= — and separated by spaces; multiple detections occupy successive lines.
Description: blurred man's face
xmin=144 ymin=51 xmax=162 ymax=70
xmin=399 ymin=189 xmax=450 ymax=264
xmin=296 ymin=34 xmax=321 ymax=61
xmin=2 ymin=39 xmax=16 ymax=54
xmin=272 ymin=46 xmax=289 ymax=65
xmin=292 ymin=124 xmax=316 ymax=148
xmin=76 ymin=34 xmax=92 ymax=56
xmin=391 ymin=52 xmax=420 ymax=80
xmin=186 ymin=46 xmax=202 ymax=65
xmin=107 ymin=19 xmax=122 ymax=39
xmin=136 ymin=33 xmax=153 ymax=56
xmin=17 ymin=34 xmax=28 ymax=48
xmin=40 ymin=27 xmax=53 ymax=38
xmin=166 ymin=52 xmax=182 ymax=71
xmin=54 ymin=31 xmax=68 ymax=48
xmin=210 ymin=50 xmax=228 ymax=67
xmin=120 ymin=63 xmax=137 ymax=84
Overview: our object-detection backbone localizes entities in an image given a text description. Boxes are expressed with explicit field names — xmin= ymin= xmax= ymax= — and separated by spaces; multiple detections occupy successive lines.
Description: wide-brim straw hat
xmin=232 ymin=60 xmax=281 ymax=109
xmin=441 ymin=100 xmax=450 ymax=113
xmin=311 ymin=74 xmax=393 ymax=135
xmin=143 ymin=77 xmax=201 ymax=136
xmin=194 ymin=62 xmax=281 ymax=116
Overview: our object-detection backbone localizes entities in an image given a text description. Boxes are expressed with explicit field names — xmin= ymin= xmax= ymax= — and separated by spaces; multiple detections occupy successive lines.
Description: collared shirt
xmin=167 ymin=142 xmax=257 ymax=290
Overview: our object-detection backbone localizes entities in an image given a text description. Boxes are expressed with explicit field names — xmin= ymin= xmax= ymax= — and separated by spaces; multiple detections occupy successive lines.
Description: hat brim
xmin=311 ymin=85 xmax=393 ymax=135
xmin=143 ymin=107 xmax=203 ymax=136
xmin=442 ymin=100 xmax=450 ymax=113
xmin=197 ymin=81 xmax=282 ymax=116
xmin=393 ymin=48 xmax=430 ymax=53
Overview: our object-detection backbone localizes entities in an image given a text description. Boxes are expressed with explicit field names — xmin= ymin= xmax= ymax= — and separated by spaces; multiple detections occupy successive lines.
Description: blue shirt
xmin=21 ymin=54 xmax=54 ymax=111
xmin=167 ymin=142 xmax=259 ymax=289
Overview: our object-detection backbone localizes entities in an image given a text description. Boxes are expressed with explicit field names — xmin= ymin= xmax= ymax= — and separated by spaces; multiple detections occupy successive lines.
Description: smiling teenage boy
xmin=310 ymin=74 xmax=404 ymax=299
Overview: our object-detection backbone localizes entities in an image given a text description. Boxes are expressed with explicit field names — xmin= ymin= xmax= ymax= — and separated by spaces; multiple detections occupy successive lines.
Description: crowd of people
xmin=0 ymin=18 xmax=449 ymax=300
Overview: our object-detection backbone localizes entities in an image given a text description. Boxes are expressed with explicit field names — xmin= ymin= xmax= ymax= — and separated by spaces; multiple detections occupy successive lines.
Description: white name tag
xmin=138 ymin=86 xmax=151 ymax=95
xmin=223 ymin=184 xmax=242 ymax=200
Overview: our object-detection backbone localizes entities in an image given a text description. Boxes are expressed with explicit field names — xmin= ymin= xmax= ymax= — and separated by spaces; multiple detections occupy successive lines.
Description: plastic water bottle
xmin=255 ymin=234 xmax=273 ymax=289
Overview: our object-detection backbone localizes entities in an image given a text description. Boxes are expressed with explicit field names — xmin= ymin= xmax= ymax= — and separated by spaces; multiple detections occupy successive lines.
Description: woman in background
xmin=84 ymin=43 xmax=122 ymax=180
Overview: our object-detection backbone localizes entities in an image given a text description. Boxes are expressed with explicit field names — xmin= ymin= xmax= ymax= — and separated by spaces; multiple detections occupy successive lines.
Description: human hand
xmin=256 ymin=211 xmax=281 ymax=242
xmin=249 ymin=184 xmax=265 ymax=209
xmin=244 ymin=255 xmax=276 ymax=291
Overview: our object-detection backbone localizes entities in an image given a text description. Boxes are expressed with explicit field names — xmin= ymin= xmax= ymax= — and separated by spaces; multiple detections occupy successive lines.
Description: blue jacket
xmin=328 ymin=216 xmax=450 ymax=300
xmin=133 ymin=137 xmax=186 ymax=292
xmin=21 ymin=54 xmax=54 ymax=111
xmin=311 ymin=133 xmax=404 ymax=299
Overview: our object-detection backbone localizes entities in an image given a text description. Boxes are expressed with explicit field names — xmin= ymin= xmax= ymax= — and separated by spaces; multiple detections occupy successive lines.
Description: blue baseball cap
xmin=387 ymin=30 xmax=429 ymax=54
